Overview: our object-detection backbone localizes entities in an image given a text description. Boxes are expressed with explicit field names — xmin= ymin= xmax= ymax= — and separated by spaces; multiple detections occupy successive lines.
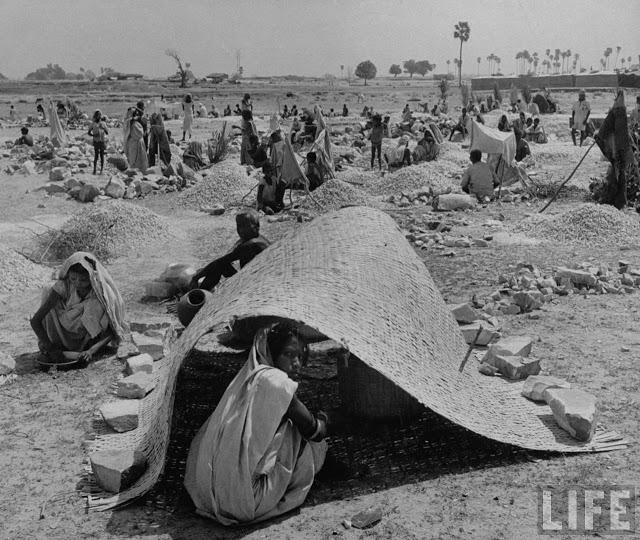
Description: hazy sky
xmin=1 ymin=0 xmax=638 ymax=79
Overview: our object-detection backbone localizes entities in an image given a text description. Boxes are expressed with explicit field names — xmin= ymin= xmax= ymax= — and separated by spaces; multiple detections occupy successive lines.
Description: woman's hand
xmin=79 ymin=348 xmax=95 ymax=363
xmin=38 ymin=339 xmax=56 ymax=354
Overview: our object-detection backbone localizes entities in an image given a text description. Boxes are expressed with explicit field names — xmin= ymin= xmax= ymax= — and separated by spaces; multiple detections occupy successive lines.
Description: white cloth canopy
xmin=470 ymin=121 xmax=516 ymax=164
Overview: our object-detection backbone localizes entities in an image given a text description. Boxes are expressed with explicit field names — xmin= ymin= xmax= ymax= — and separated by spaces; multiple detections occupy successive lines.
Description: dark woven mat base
xmin=144 ymin=349 xmax=545 ymax=513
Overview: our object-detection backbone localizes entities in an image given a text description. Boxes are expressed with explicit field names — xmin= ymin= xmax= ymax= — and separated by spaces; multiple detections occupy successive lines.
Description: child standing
xmin=369 ymin=114 xmax=383 ymax=170
xmin=88 ymin=110 xmax=108 ymax=175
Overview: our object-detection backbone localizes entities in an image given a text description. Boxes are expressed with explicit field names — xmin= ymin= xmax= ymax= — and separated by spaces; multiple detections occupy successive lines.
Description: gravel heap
xmin=335 ymin=168 xmax=379 ymax=186
xmin=515 ymin=204 xmax=640 ymax=245
xmin=301 ymin=178 xmax=370 ymax=212
xmin=43 ymin=201 xmax=170 ymax=261
xmin=176 ymin=160 xmax=255 ymax=208
xmin=364 ymin=161 xmax=461 ymax=196
xmin=0 ymin=245 xmax=52 ymax=295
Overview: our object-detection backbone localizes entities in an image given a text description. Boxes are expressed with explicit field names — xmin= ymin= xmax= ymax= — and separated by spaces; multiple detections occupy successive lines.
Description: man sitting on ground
xmin=305 ymin=151 xmax=325 ymax=191
xmin=189 ymin=209 xmax=270 ymax=291
xmin=15 ymin=126 xmax=34 ymax=146
xmin=257 ymin=163 xmax=286 ymax=215
xmin=460 ymin=149 xmax=499 ymax=201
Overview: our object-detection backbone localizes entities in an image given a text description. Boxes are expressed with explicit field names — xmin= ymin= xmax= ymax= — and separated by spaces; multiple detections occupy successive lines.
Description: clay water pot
xmin=177 ymin=289 xmax=213 ymax=327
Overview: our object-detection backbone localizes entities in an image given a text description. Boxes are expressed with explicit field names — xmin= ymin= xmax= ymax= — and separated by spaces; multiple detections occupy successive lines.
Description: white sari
xmin=184 ymin=326 xmax=327 ymax=525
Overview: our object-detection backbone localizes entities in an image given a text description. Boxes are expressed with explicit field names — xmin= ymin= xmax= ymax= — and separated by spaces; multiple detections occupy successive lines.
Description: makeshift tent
xmin=84 ymin=207 xmax=625 ymax=511
xmin=280 ymin=130 xmax=309 ymax=189
xmin=309 ymin=129 xmax=335 ymax=179
xmin=469 ymin=120 xmax=528 ymax=188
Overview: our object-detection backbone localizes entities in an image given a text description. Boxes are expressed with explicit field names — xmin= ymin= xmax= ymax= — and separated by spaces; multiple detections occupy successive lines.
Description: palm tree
xmin=515 ymin=51 xmax=522 ymax=75
xmin=446 ymin=59 xmax=451 ymax=74
xmin=495 ymin=57 xmax=501 ymax=74
xmin=476 ymin=56 xmax=481 ymax=75
xmin=621 ymin=58 xmax=626 ymax=70
xmin=532 ymin=52 xmax=539 ymax=74
xmin=574 ymin=53 xmax=580 ymax=73
xmin=554 ymin=50 xmax=561 ymax=74
xmin=453 ymin=21 xmax=471 ymax=86
xmin=615 ymin=46 xmax=622 ymax=68
xmin=604 ymin=47 xmax=613 ymax=69
xmin=486 ymin=55 xmax=493 ymax=75
xmin=628 ymin=56 xmax=632 ymax=64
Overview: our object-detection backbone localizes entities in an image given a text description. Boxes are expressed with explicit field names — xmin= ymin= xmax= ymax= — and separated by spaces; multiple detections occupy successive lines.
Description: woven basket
xmin=338 ymin=356 xmax=423 ymax=421
xmin=84 ymin=206 xmax=625 ymax=511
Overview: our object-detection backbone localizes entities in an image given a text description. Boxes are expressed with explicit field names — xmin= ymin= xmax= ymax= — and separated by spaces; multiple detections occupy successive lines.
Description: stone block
xmin=499 ymin=304 xmax=521 ymax=315
xmin=485 ymin=354 xmax=541 ymax=380
xmin=471 ymin=238 xmax=489 ymax=247
xmin=512 ymin=291 xmax=543 ymax=312
xmin=126 ymin=353 xmax=154 ymax=375
xmin=116 ymin=341 xmax=139 ymax=360
xmin=555 ymin=267 xmax=597 ymax=287
xmin=99 ymin=400 xmax=139 ymax=432
xmin=0 ymin=352 xmax=16 ymax=375
xmin=521 ymin=375 xmax=571 ymax=402
xmin=545 ymin=388 xmax=598 ymax=442
xmin=483 ymin=336 xmax=533 ymax=363
xmin=49 ymin=167 xmax=66 ymax=182
xmin=131 ymin=332 xmax=164 ymax=360
xmin=105 ymin=176 xmax=126 ymax=199
xmin=459 ymin=321 xmax=500 ymax=346
xmin=117 ymin=372 xmax=155 ymax=399
xmin=42 ymin=182 xmax=68 ymax=194
xmin=78 ymin=184 xmax=100 ymax=203
xmin=450 ymin=302 xmax=479 ymax=324
xmin=144 ymin=280 xmax=177 ymax=300
xmin=90 ymin=450 xmax=147 ymax=493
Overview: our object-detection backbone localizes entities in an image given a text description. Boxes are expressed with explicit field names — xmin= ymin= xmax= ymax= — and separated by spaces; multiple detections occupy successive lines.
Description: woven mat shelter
xmin=83 ymin=206 xmax=625 ymax=510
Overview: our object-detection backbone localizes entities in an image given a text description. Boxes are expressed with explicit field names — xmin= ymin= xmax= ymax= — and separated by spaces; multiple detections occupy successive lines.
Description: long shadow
xmin=105 ymin=348 xmax=555 ymax=538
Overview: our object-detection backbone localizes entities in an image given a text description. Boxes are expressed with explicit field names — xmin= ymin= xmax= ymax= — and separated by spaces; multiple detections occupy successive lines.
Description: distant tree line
xmin=25 ymin=63 xmax=96 ymax=81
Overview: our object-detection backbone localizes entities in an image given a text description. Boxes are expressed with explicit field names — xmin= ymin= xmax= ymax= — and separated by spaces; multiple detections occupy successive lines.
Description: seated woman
xmin=385 ymin=136 xmax=411 ymax=171
xmin=525 ymin=118 xmax=547 ymax=144
xmin=257 ymin=163 xmax=286 ymax=215
xmin=30 ymin=252 xmax=127 ymax=365
xmin=184 ymin=323 xmax=328 ymax=525
xmin=412 ymin=130 xmax=440 ymax=163
xmin=497 ymin=114 xmax=511 ymax=132
xmin=183 ymin=141 xmax=206 ymax=171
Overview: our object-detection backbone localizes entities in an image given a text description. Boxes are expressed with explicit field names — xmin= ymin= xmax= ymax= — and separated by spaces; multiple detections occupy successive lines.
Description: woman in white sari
xmin=123 ymin=107 xmax=149 ymax=171
xmin=184 ymin=323 xmax=328 ymax=525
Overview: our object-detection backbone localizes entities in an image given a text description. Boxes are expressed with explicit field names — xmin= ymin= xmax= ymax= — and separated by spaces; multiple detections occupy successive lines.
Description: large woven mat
xmin=83 ymin=206 xmax=626 ymax=510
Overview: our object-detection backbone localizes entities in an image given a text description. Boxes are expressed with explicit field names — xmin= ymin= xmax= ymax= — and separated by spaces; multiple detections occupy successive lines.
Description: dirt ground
xmin=1 ymin=81 xmax=639 ymax=540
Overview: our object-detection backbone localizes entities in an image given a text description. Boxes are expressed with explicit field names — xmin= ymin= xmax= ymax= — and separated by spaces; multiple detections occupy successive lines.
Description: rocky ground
xmin=0 ymin=82 xmax=639 ymax=539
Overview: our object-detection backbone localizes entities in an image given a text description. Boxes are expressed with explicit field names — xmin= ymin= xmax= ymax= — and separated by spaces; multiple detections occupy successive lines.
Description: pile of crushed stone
xmin=300 ymin=178 xmax=370 ymax=212
xmin=0 ymin=244 xmax=52 ymax=294
xmin=364 ymin=161 xmax=461 ymax=196
xmin=176 ymin=160 xmax=255 ymax=208
xmin=515 ymin=204 xmax=640 ymax=245
xmin=41 ymin=201 xmax=170 ymax=261
xmin=335 ymin=168 xmax=379 ymax=186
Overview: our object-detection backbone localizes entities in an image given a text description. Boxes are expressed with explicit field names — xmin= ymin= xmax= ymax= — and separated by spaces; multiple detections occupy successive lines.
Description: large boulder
xmin=90 ymin=450 xmax=147 ymax=493
xmin=131 ymin=332 xmax=164 ymax=360
xmin=555 ymin=267 xmax=597 ymax=287
xmin=434 ymin=193 xmax=476 ymax=212
xmin=545 ymin=388 xmax=598 ymax=442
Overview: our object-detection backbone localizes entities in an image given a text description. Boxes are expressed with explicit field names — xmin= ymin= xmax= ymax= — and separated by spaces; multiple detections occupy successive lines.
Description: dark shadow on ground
xmin=104 ymin=348 xmax=557 ymax=538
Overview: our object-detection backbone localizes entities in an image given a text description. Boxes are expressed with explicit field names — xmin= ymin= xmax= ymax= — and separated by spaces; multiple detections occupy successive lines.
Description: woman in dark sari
xmin=148 ymin=113 xmax=172 ymax=167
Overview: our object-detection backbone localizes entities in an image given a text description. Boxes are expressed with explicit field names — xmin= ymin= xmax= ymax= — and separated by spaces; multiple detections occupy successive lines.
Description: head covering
xmin=399 ymin=135 xmax=409 ymax=146
xmin=613 ymin=90 xmax=625 ymax=109
xmin=57 ymin=252 xmax=128 ymax=343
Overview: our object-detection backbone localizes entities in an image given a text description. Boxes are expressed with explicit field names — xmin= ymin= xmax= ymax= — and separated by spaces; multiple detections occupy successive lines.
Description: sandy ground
xmin=1 ymin=82 xmax=639 ymax=540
